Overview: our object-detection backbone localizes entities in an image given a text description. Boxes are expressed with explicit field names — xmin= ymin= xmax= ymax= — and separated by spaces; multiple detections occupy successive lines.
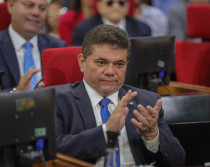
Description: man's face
xmin=78 ymin=44 xmax=128 ymax=97
xmin=97 ymin=0 xmax=129 ymax=25
xmin=8 ymin=0 xmax=47 ymax=41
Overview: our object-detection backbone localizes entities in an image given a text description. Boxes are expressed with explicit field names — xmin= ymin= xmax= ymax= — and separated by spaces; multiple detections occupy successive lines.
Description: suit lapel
xmin=38 ymin=34 xmax=48 ymax=76
xmin=74 ymin=82 xmax=97 ymax=129
xmin=119 ymin=87 xmax=143 ymax=164
xmin=38 ymin=34 xmax=47 ymax=55
xmin=119 ymin=86 xmax=138 ymax=117
xmin=125 ymin=16 xmax=133 ymax=37
xmin=119 ymin=87 xmax=141 ymax=136
xmin=0 ymin=30 xmax=20 ymax=84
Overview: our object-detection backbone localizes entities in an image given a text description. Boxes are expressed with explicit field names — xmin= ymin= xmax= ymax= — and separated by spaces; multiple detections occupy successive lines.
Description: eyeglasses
xmin=106 ymin=0 xmax=127 ymax=7
xmin=47 ymin=7 xmax=68 ymax=17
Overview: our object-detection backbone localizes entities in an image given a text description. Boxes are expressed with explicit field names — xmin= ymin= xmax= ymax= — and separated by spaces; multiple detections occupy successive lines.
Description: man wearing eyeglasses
xmin=72 ymin=0 xmax=151 ymax=46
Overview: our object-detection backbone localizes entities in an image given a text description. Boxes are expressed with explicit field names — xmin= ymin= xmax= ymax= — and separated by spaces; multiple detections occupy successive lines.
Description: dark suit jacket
xmin=0 ymin=29 xmax=67 ymax=91
xmin=55 ymin=81 xmax=186 ymax=167
xmin=72 ymin=14 xmax=151 ymax=46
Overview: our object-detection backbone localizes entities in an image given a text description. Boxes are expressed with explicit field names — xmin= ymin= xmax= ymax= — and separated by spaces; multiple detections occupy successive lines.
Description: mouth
xmin=101 ymin=79 xmax=117 ymax=83
xmin=26 ymin=18 xmax=41 ymax=25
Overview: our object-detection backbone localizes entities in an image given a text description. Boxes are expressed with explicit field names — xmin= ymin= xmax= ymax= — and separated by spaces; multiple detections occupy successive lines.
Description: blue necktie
xmin=99 ymin=98 xmax=120 ymax=167
xmin=23 ymin=42 xmax=36 ymax=90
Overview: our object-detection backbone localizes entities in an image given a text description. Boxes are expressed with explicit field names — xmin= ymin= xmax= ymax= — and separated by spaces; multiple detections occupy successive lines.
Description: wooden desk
xmin=33 ymin=153 xmax=207 ymax=167
xmin=158 ymin=81 xmax=210 ymax=95
xmin=33 ymin=153 xmax=93 ymax=167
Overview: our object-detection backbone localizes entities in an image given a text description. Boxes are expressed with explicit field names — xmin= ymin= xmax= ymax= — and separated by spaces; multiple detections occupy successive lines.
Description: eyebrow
xmin=94 ymin=58 xmax=127 ymax=63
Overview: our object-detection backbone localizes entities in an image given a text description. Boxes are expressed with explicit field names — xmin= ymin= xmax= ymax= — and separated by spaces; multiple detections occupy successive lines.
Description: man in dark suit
xmin=72 ymin=0 xmax=151 ymax=46
xmin=0 ymin=0 xmax=67 ymax=92
xmin=55 ymin=24 xmax=186 ymax=167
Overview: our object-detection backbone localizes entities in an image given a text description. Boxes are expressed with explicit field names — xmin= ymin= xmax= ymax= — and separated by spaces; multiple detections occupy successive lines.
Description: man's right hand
xmin=105 ymin=90 xmax=137 ymax=132
xmin=16 ymin=68 xmax=40 ymax=91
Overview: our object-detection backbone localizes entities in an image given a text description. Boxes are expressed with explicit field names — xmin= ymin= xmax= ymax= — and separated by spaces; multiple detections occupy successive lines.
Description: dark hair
xmin=69 ymin=0 xmax=81 ymax=17
xmin=82 ymin=24 xmax=131 ymax=60
xmin=142 ymin=0 xmax=152 ymax=5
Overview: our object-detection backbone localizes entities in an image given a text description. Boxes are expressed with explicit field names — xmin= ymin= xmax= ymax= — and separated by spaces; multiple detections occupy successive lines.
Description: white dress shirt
xmin=8 ymin=25 xmax=42 ymax=83
xmin=83 ymin=80 xmax=159 ymax=167
xmin=101 ymin=17 xmax=126 ymax=31
xmin=136 ymin=4 xmax=168 ymax=36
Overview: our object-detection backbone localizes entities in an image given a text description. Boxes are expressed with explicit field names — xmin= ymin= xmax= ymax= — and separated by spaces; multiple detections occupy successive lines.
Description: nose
xmin=31 ymin=7 xmax=41 ymax=16
xmin=113 ymin=1 xmax=120 ymax=8
xmin=104 ymin=65 xmax=116 ymax=75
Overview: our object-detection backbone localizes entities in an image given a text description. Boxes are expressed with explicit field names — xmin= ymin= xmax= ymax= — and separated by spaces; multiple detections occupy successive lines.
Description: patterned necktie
xmin=23 ymin=42 xmax=36 ymax=90
xmin=99 ymin=98 xmax=120 ymax=167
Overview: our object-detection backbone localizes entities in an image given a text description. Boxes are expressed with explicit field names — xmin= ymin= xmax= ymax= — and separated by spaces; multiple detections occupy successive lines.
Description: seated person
xmin=55 ymin=24 xmax=186 ymax=166
xmin=59 ymin=0 xmax=94 ymax=45
xmin=72 ymin=0 xmax=151 ymax=46
xmin=134 ymin=0 xmax=168 ymax=36
xmin=45 ymin=0 xmax=66 ymax=39
xmin=168 ymin=0 xmax=210 ymax=41
xmin=0 ymin=0 xmax=67 ymax=92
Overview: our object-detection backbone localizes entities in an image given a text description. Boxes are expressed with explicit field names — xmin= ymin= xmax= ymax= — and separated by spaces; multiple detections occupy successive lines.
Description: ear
xmin=77 ymin=54 xmax=85 ymax=73
xmin=96 ymin=0 xmax=103 ymax=14
xmin=7 ymin=0 xmax=15 ymax=15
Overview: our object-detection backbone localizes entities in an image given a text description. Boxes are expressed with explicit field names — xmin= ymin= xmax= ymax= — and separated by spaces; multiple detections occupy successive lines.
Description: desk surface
xmin=33 ymin=153 xmax=93 ymax=167
xmin=158 ymin=81 xmax=210 ymax=95
xmin=33 ymin=153 xmax=206 ymax=167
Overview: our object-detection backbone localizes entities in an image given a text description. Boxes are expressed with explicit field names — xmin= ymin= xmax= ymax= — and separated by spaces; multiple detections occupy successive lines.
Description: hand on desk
xmin=131 ymin=99 xmax=162 ymax=141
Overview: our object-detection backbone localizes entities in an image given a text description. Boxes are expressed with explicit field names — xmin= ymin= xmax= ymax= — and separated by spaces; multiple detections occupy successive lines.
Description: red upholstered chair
xmin=0 ymin=2 xmax=11 ymax=30
xmin=41 ymin=47 xmax=83 ymax=87
xmin=175 ymin=4 xmax=210 ymax=87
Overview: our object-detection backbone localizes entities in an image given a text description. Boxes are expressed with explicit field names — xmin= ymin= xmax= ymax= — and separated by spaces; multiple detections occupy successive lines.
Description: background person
xmin=0 ymin=0 xmax=67 ymax=92
xmin=71 ymin=0 xmax=151 ymax=46
xmin=55 ymin=24 xmax=186 ymax=167
xmin=45 ymin=0 xmax=66 ymax=39
xmin=167 ymin=0 xmax=210 ymax=41
xmin=58 ymin=0 xmax=94 ymax=45
xmin=134 ymin=0 xmax=168 ymax=36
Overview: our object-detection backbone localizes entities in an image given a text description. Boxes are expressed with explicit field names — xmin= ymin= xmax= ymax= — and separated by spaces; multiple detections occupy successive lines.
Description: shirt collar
xmin=101 ymin=16 xmax=126 ymax=31
xmin=83 ymin=80 xmax=119 ymax=108
xmin=9 ymin=24 xmax=38 ymax=50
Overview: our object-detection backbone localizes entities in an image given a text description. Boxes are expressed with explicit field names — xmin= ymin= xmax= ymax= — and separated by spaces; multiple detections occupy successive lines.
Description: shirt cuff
xmin=142 ymin=130 xmax=160 ymax=153
xmin=102 ymin=124 xmax=108 ymax=143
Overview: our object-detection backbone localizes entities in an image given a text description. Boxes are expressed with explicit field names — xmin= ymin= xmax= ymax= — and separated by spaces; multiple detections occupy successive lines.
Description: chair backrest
xmin=41 ymin=47 xmax=83 ymax=87
xmin=175 ymin=41 xmax=210 ymax=86
xmin=0 ymin=2 xmax=11 ymax=31
xmin=187 ymin=4 xmax=210 ymax=39
xmin=175 ymin=4 xmax=210 ymax=87
xmin=162 ymin=95 xmax=210 ymax=124
xmin=162 ymin=94 xmax=210 ymax=166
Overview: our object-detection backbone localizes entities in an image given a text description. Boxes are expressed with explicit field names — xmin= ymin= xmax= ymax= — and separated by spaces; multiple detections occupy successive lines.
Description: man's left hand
xmin=131 ymin=99 xmax=162 ymax=141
